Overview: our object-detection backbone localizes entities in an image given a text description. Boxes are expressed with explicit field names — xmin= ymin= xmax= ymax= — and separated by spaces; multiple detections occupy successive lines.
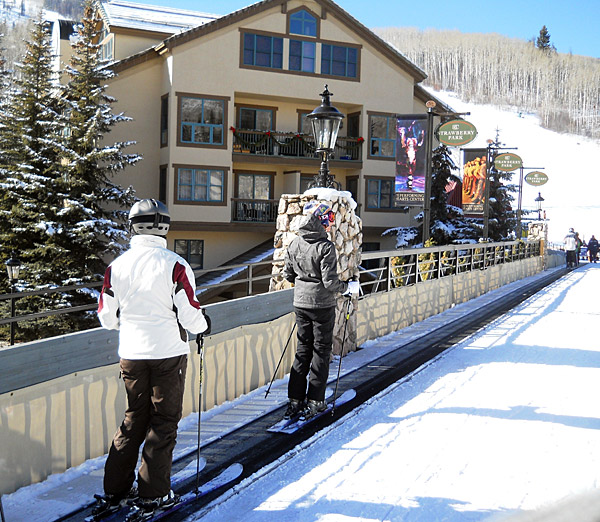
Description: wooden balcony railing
xmin=231 ymin=198 xmax=278 ymax=223
xmin=232 ymin=130 xmax=362 ymax=161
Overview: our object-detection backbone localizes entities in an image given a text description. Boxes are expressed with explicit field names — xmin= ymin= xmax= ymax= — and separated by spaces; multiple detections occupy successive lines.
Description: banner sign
xmin=524 ymin=171 xmax=548 ymax=186
xmin=462 ymin=148 xmax=487 ymax=215
xmin=394 ymin=115 xmax=427 ymax=206
xmin=494 ymin=152 xmax=523 ymax=171
xmin=436 ymin=119 xmax=477 ymax=147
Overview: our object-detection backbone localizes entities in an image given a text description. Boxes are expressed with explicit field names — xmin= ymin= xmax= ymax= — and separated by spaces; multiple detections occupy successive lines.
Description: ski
xmin=268 ymin=389 xmax=356 ymax=434
xmin=124 ymin=463 xmax=243 ymax=521
xmin=268 ymin=387 xmax=334 ymax=432
xmin=83 ymin=458 xmax=207 ymax=522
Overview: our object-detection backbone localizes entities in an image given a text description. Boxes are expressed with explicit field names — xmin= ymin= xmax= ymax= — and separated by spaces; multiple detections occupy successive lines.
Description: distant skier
xmin=564 ymin=227 xmax=577 ymax=268
xmin=588 ymin=235 xmax=599 ymax=263
xmin=283 ymin=201 xmax=359 ymax=421
xmin=93 ymin=199 xmax=210 ymax=520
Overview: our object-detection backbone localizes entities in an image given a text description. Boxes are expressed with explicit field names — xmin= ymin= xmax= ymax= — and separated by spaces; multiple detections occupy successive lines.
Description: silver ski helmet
xmin=129 ymin=199 xmax=171 ymax=236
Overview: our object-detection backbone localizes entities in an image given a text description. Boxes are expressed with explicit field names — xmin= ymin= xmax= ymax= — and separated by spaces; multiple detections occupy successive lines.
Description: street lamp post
xmin=535 ymin=192 xmax=545 ymax=221
xmin=5 ymin=252 xmax=22 ymax=346
xmin=307 ymin=85 xmax=345 ymax=189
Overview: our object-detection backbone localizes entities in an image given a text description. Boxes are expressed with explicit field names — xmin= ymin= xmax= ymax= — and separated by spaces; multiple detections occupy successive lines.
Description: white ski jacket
xmin=97 ymin=234 xmax=209 ymax=360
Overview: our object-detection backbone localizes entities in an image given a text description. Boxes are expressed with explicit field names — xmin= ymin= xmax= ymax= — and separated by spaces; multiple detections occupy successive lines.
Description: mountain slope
xmin=429 ymin=88 xmax=600 ymax=245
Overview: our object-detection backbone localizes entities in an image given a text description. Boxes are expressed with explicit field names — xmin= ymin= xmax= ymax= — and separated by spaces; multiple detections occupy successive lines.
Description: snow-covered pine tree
xmin=429 ymin=144 xmax=479 ymax=244
xmin=57 ymin=0 xmax=140 ymax=320
xmin=487 ymin=133 xmax=518 ymax=241
xmin=0 ymin=14 xmax=73 ymax=342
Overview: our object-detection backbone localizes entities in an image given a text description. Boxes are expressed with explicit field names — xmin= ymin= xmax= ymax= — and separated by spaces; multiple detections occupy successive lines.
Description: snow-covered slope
xmin=429 ymin=89 xmax=600 ymax=245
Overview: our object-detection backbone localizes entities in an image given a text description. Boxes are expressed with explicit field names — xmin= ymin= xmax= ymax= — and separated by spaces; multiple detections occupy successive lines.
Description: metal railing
xmin=231 ymin=198 xmax=278 ymax=222
xmin=232 ymin=130 xmax=362 ymax=161
xmin=0 ymin=240 xmax=541 ymax=344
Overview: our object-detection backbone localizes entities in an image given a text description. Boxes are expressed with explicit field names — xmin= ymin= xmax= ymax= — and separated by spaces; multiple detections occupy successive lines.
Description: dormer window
xmin=289 ymin=9 xmax=317 ymax=37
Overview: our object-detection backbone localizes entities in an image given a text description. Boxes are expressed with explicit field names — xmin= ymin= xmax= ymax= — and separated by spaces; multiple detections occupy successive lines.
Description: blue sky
xmin=138 ymin=0 xmax=600 ymax=59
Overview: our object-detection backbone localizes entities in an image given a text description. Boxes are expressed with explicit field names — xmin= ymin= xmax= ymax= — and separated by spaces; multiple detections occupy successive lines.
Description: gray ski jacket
xmin=283 ymin=214 xmax=348 ymax=309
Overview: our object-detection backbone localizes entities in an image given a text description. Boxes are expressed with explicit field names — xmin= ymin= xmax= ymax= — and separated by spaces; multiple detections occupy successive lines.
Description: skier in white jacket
xmin=93 ymin=199 xmax=209 ymax=519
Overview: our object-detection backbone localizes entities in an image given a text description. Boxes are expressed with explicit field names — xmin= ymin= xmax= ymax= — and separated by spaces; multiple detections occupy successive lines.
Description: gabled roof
xmin=109 ymin=0 xmax=427 ymax=83
xmin=99 ymin=0 xmax=221 ymax=35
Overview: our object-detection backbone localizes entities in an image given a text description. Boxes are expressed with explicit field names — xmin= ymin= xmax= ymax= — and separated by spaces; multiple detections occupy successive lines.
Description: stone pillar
xmin=270 ymin=190 xmax=362 ymax=355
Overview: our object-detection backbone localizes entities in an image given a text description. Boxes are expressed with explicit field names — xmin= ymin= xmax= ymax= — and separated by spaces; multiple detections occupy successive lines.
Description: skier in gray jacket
xmin=283 ymin=201 xmax=359 ymax=419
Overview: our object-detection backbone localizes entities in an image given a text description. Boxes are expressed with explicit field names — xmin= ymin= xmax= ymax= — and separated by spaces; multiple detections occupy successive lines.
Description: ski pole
xmin=195 ymin=332 xmax=205 ymax=496
xmin=264 ymin=320 xmax=296 ymax=399
xmin=0 ymin=494 xmax=6 ymax=522
xmin=332 ymin=295 xmax=353 ymax=414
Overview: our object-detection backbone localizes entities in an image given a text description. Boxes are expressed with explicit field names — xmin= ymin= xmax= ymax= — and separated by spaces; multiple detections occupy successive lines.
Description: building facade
xmin=92 ymin=0 xmax=449 ymax=271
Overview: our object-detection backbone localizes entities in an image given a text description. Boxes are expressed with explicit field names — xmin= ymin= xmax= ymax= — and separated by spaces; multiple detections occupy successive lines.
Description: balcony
xmin=232 ymin=130 xmax=363 ymax=162
xmin=232 ymin=198 xmax=278 ymax=223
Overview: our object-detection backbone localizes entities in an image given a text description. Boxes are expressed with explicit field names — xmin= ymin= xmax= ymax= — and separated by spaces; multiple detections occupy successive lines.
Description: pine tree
xmin=0 ymin=14 xmax=69 ymax=341
xmin=61 ymin=0 xmax=140 ymax=278
xmin=535 ymin=25 xmax=555 ymax=53
xmin=487 ymin=132 xmax=518 ymax=241
xmin=429 ymin=144 xmax=480 ymax=244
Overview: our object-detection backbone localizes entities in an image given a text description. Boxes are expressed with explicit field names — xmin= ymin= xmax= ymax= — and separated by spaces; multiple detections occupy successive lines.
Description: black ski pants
xmin=288 ymin=306 xmax=335 ymax=403
xmin=103 ymin=355 xmax=187 ymax=499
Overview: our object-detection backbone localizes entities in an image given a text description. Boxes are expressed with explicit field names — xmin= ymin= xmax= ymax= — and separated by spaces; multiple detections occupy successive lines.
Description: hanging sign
xmin=394 ymin=114 xmax=428 ymax=206
xmin=524 ymin=171 xmax=548 ymax=186
xmin=494 ymin=153 xmax=523 ymax=171
xmin=436 ymin=119 xmax=478 ymax=147
xmin=461 ymin=148 xmax=487 ymax=215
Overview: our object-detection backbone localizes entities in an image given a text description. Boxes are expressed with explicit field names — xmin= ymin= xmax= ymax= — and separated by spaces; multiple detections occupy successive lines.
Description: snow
xmin=4 ymin=264 xmax=600 ymax=522
xmin=427 ymin=89 xmax=600 ymax=245
xmin=303 ymin=187 xmax=358 ymax=211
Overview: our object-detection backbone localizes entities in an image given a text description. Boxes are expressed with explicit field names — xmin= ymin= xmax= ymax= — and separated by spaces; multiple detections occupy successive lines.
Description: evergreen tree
xmin=0 ymin=14 xmax=68 ymax=341
xmin=429 ymin=144 xmax=480 ymax=244
xmin=487 ymin=132 xmax=519 ymax=241
xmin=51 ymin=0 xmax=140 ymax=329
xmin=535 ymin=25 xmax=555 ymax=53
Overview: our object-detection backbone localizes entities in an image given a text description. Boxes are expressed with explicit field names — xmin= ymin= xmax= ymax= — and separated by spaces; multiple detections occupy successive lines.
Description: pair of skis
xmin=85 ymin=461 xmax=243 ymax=522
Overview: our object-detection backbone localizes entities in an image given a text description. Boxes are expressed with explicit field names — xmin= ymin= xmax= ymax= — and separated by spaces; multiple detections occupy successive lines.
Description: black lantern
xmin=307 ymin=85 xmax=345 ymax=189
xmin=5 ymin=252 xmax=21 ymax=345
xmin=535 ymin=192 xmax=544 ymax=221
xmin=5 ymin=252 xmax=22 ymax=283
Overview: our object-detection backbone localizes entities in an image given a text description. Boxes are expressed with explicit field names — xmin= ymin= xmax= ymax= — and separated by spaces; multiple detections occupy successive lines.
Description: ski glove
xmin=342 ymin=281 xmax=360 ymax=296
xmin=202 ymin=309 xmax=212 ymax=335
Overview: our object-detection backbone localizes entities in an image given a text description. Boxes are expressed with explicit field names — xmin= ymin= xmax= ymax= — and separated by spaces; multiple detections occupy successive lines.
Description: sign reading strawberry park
xmin=436 ymin=119 xmax=478 ymax=147
xmin=494 ymin=152 xmax=523 ymax=171
xmin=524 ymin=171 xmax=548 ymax=186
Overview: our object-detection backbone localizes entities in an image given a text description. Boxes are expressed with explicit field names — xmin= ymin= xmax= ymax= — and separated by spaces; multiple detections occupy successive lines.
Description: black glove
xmin=202 ymin=308 xmax=212 ymax=335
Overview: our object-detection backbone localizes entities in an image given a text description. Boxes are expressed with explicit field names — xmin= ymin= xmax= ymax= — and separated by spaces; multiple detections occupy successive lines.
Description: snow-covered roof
xmin=100 ymin=0 xmax=222 ymax=35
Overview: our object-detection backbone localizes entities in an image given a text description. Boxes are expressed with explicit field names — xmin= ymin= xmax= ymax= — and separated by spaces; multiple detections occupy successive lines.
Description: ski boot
xmin=283 ymin=399 xmax=304 ymax=420
xmin=300 ymin=399 xmax=326 ymax=420
xmin=88 ymin=487 xmax=138 ymax=521
xmin=125 ymin=490 xmax=179 ymax=521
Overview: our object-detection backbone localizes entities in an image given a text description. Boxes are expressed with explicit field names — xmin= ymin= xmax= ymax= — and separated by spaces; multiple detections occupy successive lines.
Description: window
xmin=289 ymin=9 xmax=317 ymax=37
xmin=101 ymin=35 xmax=113 ymax=62
xmin=289 ymin=40 xmax=316 ymax=72
xmin=321 ymin=44 xmax=358 ymax=78
xmin=179 ymin=97 xmax=224 ymax=145
xmin=298 ymin=111 xmax=312 ymax=135
xmin=369 ymin=115 xmax=395 ymax=158
xmin=239 ymin=107 xmax=273 ymax=130
xmin=160 ymin=95 xmax=168 ymax=147
xmin=300 ymin=176 xmax=313 ymax=193
xmin=237 ymin=173 xmax=271 ymax=200
xmin=367 ymin=179 xmax=393 ymax=209
xmin=243 ymin=33 xmax=283 ymax=69
xmin=159 ymin=165 xmax=167 ymax=203
xmin=174 ymin=240 xmax=204 ymax=270
xmin=177 ymin=168 xmax=224 ymax=202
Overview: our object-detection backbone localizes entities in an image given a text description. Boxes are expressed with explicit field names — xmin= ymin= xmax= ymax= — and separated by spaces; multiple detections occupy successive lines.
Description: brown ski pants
xmin=103 ymin=355 xmax=187 ymax=499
